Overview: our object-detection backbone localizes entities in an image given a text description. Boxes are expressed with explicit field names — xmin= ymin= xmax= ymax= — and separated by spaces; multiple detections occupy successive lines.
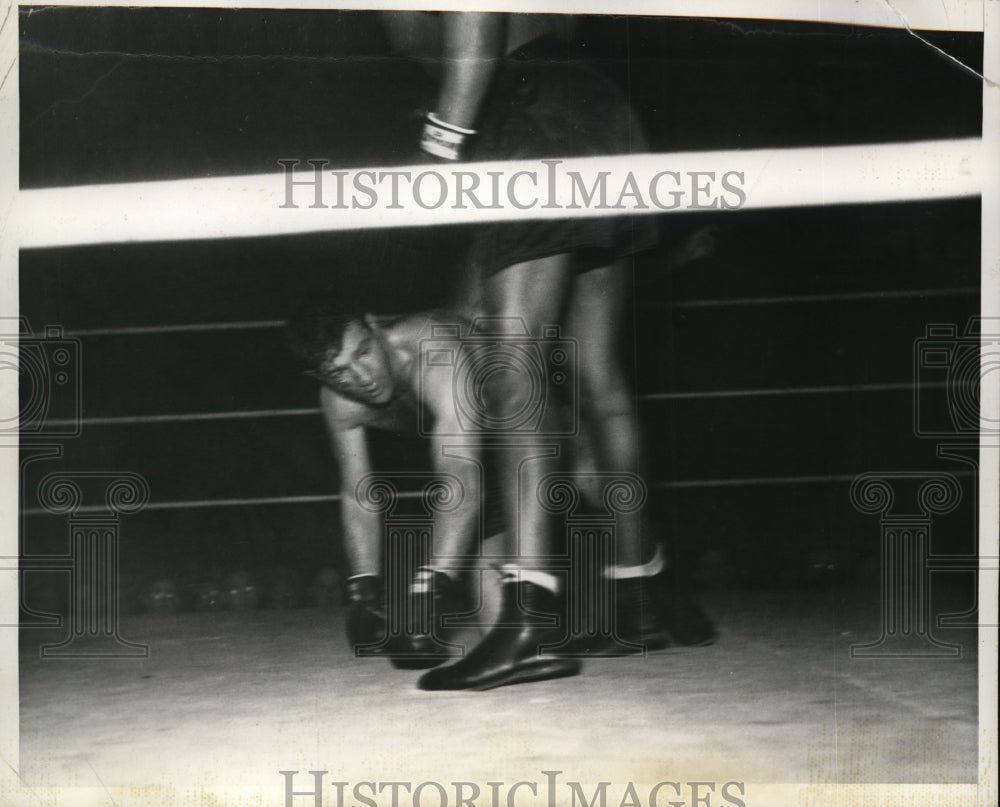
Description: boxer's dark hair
xmin=285 ymin=293 xmax=365 ymax=372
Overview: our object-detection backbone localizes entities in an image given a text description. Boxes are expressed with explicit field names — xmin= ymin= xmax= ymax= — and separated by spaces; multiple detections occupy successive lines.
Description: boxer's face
xmin=314 ymin=320 xmax=395 ymax=406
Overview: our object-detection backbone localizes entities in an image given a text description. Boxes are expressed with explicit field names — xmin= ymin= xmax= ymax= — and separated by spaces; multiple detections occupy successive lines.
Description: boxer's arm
xmin=428 ymin=426 xmax=482 ymax=564
xmin=321 ymin=387 xmax=380 ymax=577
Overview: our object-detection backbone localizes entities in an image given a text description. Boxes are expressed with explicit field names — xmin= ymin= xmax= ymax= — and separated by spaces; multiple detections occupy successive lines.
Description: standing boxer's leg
xmin=567 ymin=258 xmax=714 ymax=649
xmin=418 ymin=254 xmax=582 ymax=690
xmin=482 ymin=255 xmax=573 ymax=561
xmin=564 ymin=258 xmax=667 ymax=650
xmin=567 ymin=259 xmax=646 ymax=566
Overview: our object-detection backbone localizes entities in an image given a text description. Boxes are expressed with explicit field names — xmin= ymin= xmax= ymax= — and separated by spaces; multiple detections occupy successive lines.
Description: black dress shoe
xmin=417 ymin=576 xmax=582 ymax=691
xmin=389 ymin=569 xmax=469 ymax=671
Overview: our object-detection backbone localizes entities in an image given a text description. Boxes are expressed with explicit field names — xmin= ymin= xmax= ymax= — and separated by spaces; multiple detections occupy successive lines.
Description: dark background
xmin=17 ymin=9 xmax=983 ymax=611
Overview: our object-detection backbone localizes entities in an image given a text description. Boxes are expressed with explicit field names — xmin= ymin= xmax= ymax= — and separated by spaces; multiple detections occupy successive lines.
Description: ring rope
xmin=35 ymin=287 xmax=978 ymax=340
xmin=23 ymin=470 xmax=976 ymax=518
xmin=39 ymin=380 xmax=946 ymax=430
xmin=15 ymin=139 xmax=981 ymax=249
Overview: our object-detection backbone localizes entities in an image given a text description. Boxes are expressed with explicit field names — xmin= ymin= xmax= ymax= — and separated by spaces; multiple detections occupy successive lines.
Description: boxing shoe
xmin=612 ymin=577 xmax=673 ymax=650
xmin=557 ymin=560 xmax=715 ymax=653
xmin=390 ymin=569 xmax=470 ymax=671
xmin=616 ymin=542 xmax=717 ymax=648
xmin=417 ymin=575 xmax=582 ymax=691
xmin=554 ymin=575 xmax=670 ymax=656
xmin=345 ymin=575 xmax=389 ymax=652
xmin=658 ymin=579 xmax=717 ymax=647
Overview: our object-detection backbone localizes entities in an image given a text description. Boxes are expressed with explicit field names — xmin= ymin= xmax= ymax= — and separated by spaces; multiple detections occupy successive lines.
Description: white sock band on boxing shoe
xmin=605 ymin=545 xmax=666 ymax=579
xmin=500 ymin=564 xmax=560 ymax=594
xmin=409 ymin=566 xmax=456 ymax=594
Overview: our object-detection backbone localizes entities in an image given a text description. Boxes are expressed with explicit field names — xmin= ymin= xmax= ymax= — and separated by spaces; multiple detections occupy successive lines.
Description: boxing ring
xmin=2 ymin=2 xmax=998 ymax=806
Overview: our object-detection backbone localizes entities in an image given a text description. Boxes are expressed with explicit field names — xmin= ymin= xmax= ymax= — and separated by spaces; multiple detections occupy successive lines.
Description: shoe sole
xmin=467 ymin=658 xmax=583 ymax=691
xmin=390 ymin=654 xmax=456 ymax=671
xmin=554 ymin=635 xmax=670 ymax=656
xmin=671 ymin=632 xmax=717 ymax=647
xmin=418 ymin=657 xmax=583 ymax=692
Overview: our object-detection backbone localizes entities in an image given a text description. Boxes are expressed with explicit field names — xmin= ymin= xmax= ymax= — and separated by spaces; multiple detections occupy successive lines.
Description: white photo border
xmin=1 ymin=2 xmax=996 ymax=805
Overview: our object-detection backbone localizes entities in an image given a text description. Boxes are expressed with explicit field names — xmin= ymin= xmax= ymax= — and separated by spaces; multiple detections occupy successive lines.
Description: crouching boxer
xmin=287 ymin=297 xmax=715 ymax=691
xmin=286 ymin=302 xmax=496 ymax=671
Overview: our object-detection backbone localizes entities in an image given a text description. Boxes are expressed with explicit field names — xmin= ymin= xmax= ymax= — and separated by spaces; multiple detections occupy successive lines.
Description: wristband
xmin=420 ymin=112 xmax=477 ymax=161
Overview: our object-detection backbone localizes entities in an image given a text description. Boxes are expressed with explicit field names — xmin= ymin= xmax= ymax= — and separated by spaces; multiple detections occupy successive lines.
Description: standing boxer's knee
xmin=580 ymin=358 xmax=634 ymax=422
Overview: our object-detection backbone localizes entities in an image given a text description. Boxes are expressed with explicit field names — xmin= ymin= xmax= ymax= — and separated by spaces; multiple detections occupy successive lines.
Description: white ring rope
xmin=16 ymin=139 xmax=982 ymax=249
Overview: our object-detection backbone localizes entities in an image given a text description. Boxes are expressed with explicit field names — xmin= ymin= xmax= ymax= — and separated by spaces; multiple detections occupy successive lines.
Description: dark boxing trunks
xmin=468 ymin=36 xmax=658 ymax=277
